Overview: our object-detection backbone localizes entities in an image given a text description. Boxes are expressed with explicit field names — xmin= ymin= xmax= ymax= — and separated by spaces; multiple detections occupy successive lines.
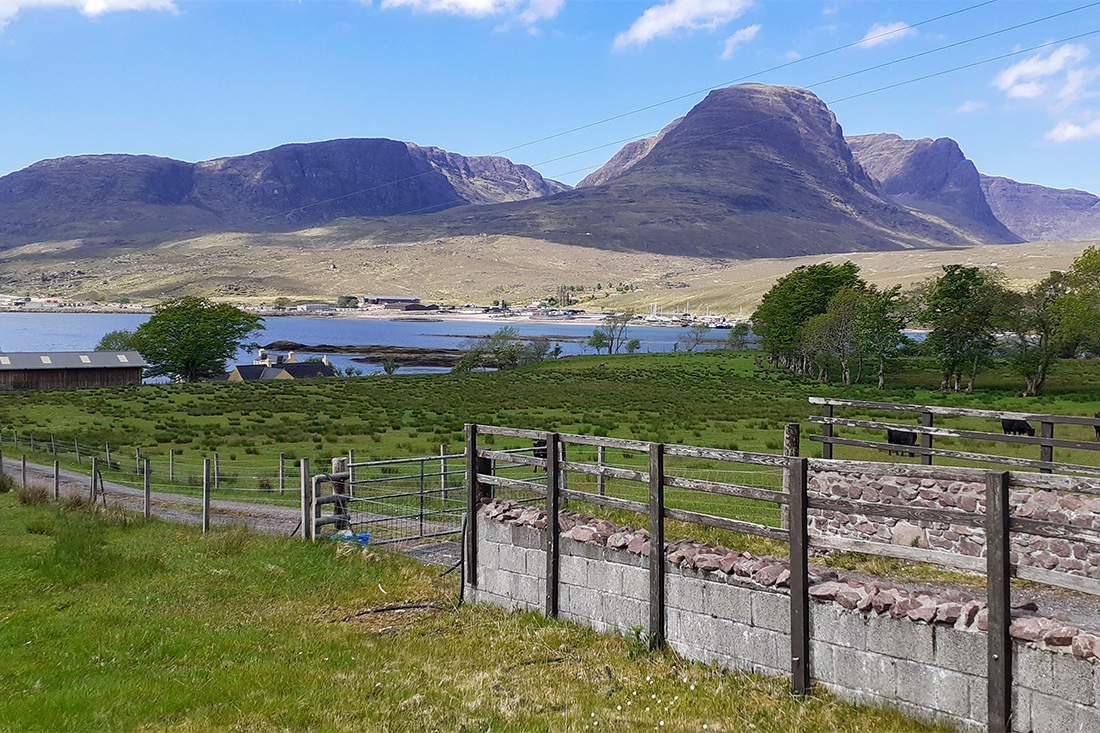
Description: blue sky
xmin=2 ymin=0 xmax=1100 ymax=193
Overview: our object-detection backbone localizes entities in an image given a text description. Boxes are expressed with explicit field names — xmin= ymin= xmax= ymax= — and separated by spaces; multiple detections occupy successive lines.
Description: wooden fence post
xmin=51 ymin=434 xmax=56 ymax=456
xmin=75 ymin=439 xmax=80 ymax=464
xmin=1040 ymin=422 xmax=1053 ymax=475
xmin=921 ymin=412 xmax=934 ymax=465
xmin=465 ymin=424 xmax=480 ymax=588
xmin=986 ymin=470 xmax=1012 ymax=732
xmin=300 ymin=458 xmax=310 ymax=540
xmin=821 ymin=404 xmax=833 ymax=460
xmin=0 ymin=448 xmax=4 ymax=478
xmin=214 ymin=453 xmax=220 ymax=491
xmin=781 ymin=423 xmax=800 ymax=530
xmin=54 ymin=460 xmax=60 ymax=501
xmin=105 ymin=442 xmax=111 ymax=468
xmin=597 ymin=445 xmax=607 ymax=496
xmin=332 ymin=456 xmax=349 ymax=531
xmin=545 ymin=432 xmax=561 ymax=618
xmin=21 ymin=454 xmax=27 ymax=490
xmin=202 ymin=458 xmax=211 ymax=533
xmin=648 ymin=441 xmax=665 ymax=650
xmin=279 ymin=452 xmax=285 ymax=494
xmin=90 ymin=456 xmax=98 ymax=498
xmin=789 ymin=456 xmax=811 ymax=695
xmin=143 ymin=459 xmax=151 ymax=518
xmin=169 ymin=449 xmax=174 ymax=482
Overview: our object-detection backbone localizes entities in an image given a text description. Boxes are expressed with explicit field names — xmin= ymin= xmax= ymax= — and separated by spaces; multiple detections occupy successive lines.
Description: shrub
xmin=17 ymin=482 xmax=50 ymax=506
xmin=0 ymin=473 xmax=13 ymax=494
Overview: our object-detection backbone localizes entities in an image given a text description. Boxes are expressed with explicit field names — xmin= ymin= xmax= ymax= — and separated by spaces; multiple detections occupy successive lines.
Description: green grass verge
xmin=0 ymin=493 xmax=953 ymax=732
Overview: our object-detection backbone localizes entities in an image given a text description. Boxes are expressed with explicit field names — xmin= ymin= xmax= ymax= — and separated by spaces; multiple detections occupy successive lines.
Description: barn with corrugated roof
xmin=0 ymin=351 xmax=146 ymax=390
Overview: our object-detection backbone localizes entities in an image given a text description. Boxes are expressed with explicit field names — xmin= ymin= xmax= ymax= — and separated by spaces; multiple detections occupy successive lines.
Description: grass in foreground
xmin=0 ymin=493 xmax=953 ymax=732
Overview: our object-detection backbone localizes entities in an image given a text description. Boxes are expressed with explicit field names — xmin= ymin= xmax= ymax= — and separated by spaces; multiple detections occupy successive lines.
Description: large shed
xmin=0 ymin=351 xmax=146 ymax=390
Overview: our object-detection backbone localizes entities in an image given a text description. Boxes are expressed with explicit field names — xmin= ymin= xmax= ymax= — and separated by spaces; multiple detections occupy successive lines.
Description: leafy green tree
xmin=1054 ymin=245 xmax=1100 ymax=356
xmin=381 ymin=358 xmax=399 ymax=375
xmin=601 ymin=311 xmax=634 ymax=354
xmin=625 ymin=338 xmax=642 ymax=354
xmin=726 ymin=323 xmax=750 ymax=349
xmin=132 ymin=297 xmax=264 ymax=382
xmin=801 ymin=287 xmax=863 ymax=385
xmin=95 ymin=329 xmax=139 ymax=352
xmin=856 ymin=285 xmax=909 ymax=390
xmin=587 ymin=329 xmax=610 ymax=355
xmin=336 ymin=296 xmax=358 ymax=309
xmin=752 ymin=262 xmax=863 ymax=373
xmin=1002 ymin=272 xmax=1073 ymax=396
xmin=917 ymin=266 xmax=1005 ymax=393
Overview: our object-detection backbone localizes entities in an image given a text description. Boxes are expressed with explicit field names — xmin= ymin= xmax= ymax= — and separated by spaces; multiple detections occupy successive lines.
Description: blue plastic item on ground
xmin=330 ymin=532 xmax=370 ymax=546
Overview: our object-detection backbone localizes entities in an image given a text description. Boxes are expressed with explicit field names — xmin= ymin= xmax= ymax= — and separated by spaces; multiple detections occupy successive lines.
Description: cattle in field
xmin=886 ymin=429 xmax=918 ymax=457
xmin=1095 ymin=412 xmax=1100 ymax=440
xmin=532 ymin=439 xmax=547 ymax=474
xmin=1001 ymin=419 xmax=1035 ymax=436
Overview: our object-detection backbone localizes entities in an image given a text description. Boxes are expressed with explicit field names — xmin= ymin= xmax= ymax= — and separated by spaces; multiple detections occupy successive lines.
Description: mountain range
xmin=2 ymin=83 xmax=1098 ymax=258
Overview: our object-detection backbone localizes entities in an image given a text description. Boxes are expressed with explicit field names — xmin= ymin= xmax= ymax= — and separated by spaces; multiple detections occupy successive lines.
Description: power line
xmin=263 ymin=1 xmax=1097 ymax=222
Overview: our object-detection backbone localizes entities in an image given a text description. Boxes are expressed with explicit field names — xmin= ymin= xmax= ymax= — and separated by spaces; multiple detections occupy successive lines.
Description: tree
xmin=601 ymin=311 xmax=634 ymax=354
xmin=1003 ymin=272 xmax=1072 ymax=396
xmin=381 ymin=358 xmax=399 ymax=375
xmin=1054 ymin=245 xmax=1100 ymax=356
xmin=801 ymin=287 xmax=863 ymax=385
xmin=587 ymin=329 xmax=610 ymax=355
xmin=726 ymin=323 xmax=750 ymax=349
xmin=336 ymin=296 xmax=358 ymax=309
xmin=625 ymin=338 xmax=641 ymax=354
xmin=856 ymin=285 xmax=908 ymax=390
xmin=95 ymin=329 xmax=139 ymax=352
xmin=677 ymin=323 xmax=711 ymax=352
xmin=752 ymin=262 xmax=864 ymax=373
xmin=917 ymin=266 xmax=1005 ymax=393
xmin=132 ymin=297 xmax=264 ymax=382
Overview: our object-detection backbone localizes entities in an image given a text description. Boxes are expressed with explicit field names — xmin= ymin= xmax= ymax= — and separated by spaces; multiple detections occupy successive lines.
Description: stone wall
xmin=467 ymin=500 xmax=1100 ymax=732
xmin=808 ymin=470 xmax=1100 ymax=580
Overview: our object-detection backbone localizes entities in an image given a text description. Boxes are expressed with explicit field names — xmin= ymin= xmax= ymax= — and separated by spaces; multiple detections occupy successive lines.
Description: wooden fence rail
xmin=465 ymin=421 xmax=1100 ymax=733
xmin=808 ymin=396 xmax=1100 ymax=476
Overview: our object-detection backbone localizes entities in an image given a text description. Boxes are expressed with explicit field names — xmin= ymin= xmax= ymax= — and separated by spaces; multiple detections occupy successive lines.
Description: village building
xmin=0 ymin=351 xmax=146 ymax=390
xmin=225 ymin=351 xmax=335 ymax=381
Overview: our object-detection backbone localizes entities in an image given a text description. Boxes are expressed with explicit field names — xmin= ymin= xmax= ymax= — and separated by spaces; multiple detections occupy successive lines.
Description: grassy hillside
xmin=0 ymin=492 xmax=953 ymax=732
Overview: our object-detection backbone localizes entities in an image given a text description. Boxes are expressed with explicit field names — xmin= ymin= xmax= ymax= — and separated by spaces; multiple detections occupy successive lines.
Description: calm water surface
xmin=0 ymin=312 xmax=718 ymax=374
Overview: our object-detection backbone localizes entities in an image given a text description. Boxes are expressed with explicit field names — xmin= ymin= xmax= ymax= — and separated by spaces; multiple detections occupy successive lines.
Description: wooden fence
xmin=463 ymin=422 xmax=1100 ymax=733
xmin=809 ymin=397 xmax=1100 ymax=476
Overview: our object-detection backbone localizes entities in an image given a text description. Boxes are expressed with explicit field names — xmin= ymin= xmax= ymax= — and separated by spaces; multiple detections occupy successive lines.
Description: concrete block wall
xmin=467 ymin=511 xmax=1100 ymax=732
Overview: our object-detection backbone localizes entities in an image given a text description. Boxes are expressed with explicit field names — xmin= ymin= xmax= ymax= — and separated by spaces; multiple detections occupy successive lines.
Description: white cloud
xmin=0 ymin=0 xmax=175 ymax=28
xmin=719 ymin=22 xmax=759 ymax=60
xmin=785 ymin=49 xmax=801 ymax=60
xmin=382 ymin=0 xmax=563 ymax=30
xmin=955 ymin=100 xmax=986 ymax=114
xmin=822 ymin=5 xmax=837 ymax=16
xmin=1046 ymin=118 xmax=1100 ymax=142
xmin=994 ymin=44 xmax=1090 ymax=99
xmin=613 ymin=0 xmax=753 ymax=51
xmin=856 ymin=21 xmax=916 ymax=49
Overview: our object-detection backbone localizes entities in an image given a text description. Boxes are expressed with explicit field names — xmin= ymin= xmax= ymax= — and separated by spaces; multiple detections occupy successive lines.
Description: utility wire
xmin=263 ymin=1 xmax=1097 ymax=221
xmin=258 ymin=0 xmax=1006 ymax=222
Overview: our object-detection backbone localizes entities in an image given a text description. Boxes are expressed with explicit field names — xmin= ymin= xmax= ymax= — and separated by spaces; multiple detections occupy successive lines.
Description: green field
xmin=0 ymin=491 xmax=955 ymax=732
xmin=4 ymin=350 xmax=1100 ymax=570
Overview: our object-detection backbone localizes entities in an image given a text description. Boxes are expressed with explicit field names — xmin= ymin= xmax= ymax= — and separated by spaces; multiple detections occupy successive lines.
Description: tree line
xmin=750 ymin=246 xmax=1100 ymax=395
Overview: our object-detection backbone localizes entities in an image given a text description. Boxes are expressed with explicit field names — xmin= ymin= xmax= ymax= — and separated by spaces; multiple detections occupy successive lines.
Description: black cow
xmin=886 ymin=429 xmax=918 ymax=457
xmin=1001 ymin=419 xmax=1035 ymax=436
xmin=532 ymin=439 xmax=547 ymax=474
xmin=1094 ymin=412 xmax=1100 ymax=440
